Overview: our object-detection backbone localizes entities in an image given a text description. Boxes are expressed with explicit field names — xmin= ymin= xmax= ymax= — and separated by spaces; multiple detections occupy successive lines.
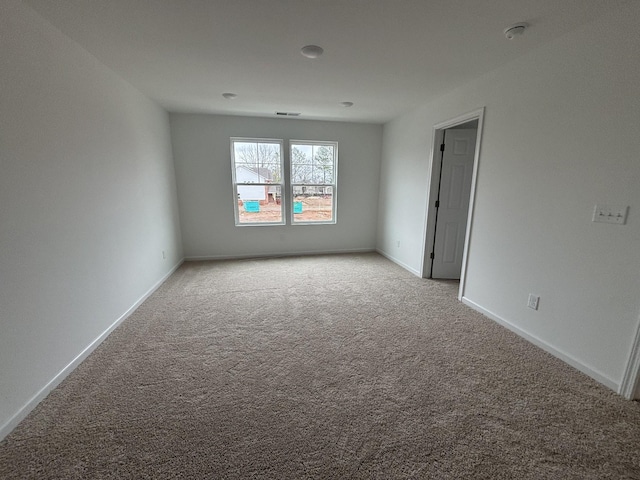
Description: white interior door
xmin=431 ymin=128 xmax=477 ymax=279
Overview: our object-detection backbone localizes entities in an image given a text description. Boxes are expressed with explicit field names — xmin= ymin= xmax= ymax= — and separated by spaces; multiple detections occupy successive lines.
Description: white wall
xmin=0 ymin=2 xmax=183 ymax=438
xmin=171 ymin=114 xmax=382 ymax=258
xmin=377 ymin=3 xmax=640 ymax=390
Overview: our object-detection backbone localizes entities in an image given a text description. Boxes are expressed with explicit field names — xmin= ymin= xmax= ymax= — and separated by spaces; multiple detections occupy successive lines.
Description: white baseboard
xmin=0 ymin=259 xmax=184 ymax=442
xmin=375 ymin=248 xmax=422 ymax=277
xmin=185 ymin=247 xmax=375 ymax=262
xmin=461 ymin=296 xmax=619 ymax=393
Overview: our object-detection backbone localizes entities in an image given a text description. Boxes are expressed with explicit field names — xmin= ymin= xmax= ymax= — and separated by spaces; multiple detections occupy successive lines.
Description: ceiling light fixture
xmin=300 ymin=45 xmax=324 ymax=59
xmin=222 ymin=92 xmax=238 ymax=99
xmin=340 ymin=102 xmax=354 ymax=108
xmin=504 ymin=23 xmax=527 ymax=40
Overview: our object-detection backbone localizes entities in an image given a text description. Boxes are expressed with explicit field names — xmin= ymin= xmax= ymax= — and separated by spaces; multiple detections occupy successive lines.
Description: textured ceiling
xmin=24 ymin=0 xmax=630 ymax=123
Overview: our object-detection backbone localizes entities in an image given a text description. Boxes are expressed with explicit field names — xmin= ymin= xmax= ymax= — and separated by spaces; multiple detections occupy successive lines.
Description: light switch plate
xmin=527 ymin=294 xmax=539 ymax=311
xmin=592 ymin=205 xmax=628 ymax=225
xmin=527 ymin=293 xmax=540 ymax=310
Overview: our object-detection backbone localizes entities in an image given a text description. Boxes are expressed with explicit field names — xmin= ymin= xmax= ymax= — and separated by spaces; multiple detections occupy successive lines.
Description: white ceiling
xmin=24 ymin=0 xmax=630 ymax=123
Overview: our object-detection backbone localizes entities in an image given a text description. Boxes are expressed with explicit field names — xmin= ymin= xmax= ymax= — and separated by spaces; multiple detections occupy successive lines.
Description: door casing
xmin=619 ymin=314 xmax=640 ymax=399
xmin=420 ymin=108 xmax=485 ymax=301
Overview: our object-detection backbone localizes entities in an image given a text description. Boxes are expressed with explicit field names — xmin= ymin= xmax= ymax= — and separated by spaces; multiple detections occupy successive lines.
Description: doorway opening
xmin=421 ymin=108 xmax=484 ymax=300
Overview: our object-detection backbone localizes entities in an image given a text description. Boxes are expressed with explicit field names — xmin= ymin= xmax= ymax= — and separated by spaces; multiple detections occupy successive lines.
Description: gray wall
xmin=377 ymin=3 xmax=640 ymax=389
xmin=0 ymin=2 xmax=183 ymax=437
xmin=171 ymin=114 xmax=382 ymax=258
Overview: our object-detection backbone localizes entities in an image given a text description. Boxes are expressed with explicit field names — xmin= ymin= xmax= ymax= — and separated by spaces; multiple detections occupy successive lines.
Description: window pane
xmin=237 ymin=185 xmax=282 ymax=224
xmin=237 ymin=143 xmax=282 ymax=182
xmin=234 ymin=142 xmax=258 ymax=165
xmin=291 ymin=163 xmax=313 ymax=183
xmin=313 ymin=145 xmax=334 ymax=183
xmin=291 ymin=144 xmax=312 ymax=164
xmin=313 ymin=145 xmax=334 ymax=165
xmin=235 ymin=165 xmax=260 ymax=183
xmin=257 ymin=143 xmax=281 ymax=165
xmin=291 ymin=144 xmax=334 ymax=184
xmin=292 ymin=185 xmax=334 ymax=223
xmin=310 ymin=165 xmax=334 ymax=183
xmin=262 ymin=162 xmax=281 ymax=183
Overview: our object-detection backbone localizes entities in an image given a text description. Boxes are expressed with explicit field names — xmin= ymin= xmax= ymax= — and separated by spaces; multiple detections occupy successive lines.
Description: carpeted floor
xmin=1 ymin=253 xmax=640 ymax=479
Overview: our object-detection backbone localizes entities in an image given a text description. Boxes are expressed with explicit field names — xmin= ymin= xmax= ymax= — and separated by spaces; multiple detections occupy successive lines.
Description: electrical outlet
xmin=396 ymin=240 xmax=400 ymax=248
xmin=527 ymin=294 xmax=540 ymax=311
xmin=592 ymin=205 xmax=628 ymax=225
xmin=162 ymin=250 xmax=166 ymax=259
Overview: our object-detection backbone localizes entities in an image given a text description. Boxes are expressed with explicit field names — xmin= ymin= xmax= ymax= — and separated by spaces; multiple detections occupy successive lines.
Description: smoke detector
xmin=504 ymin=23 xmax=527 ymax=40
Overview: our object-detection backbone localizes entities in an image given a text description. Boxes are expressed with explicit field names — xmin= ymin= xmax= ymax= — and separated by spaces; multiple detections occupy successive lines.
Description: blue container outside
xmin=293 ymin=202 xmax=303 ymax=214
xmin=244 ymin=201 xmax=260 ymax=212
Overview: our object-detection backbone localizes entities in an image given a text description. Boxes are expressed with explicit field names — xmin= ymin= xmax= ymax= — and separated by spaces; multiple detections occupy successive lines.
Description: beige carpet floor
xmin=1 ymin=253 xmax=640 ymax=479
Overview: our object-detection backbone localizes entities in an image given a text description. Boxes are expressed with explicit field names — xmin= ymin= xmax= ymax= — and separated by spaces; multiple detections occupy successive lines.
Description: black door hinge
xmin=435 ymin=200 xmax=440 ymax=208
xmin=440 ymin=143 xmax=445 ymax=152
xmin=430 ymin=252 xmax=434 ymax=259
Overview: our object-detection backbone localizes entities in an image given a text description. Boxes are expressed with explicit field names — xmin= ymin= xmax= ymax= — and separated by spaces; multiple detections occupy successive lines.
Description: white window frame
xmin=289 ymin=140 xmax=338 ymax=225
xmin=230 ymin=137 xmax=285 ymax=226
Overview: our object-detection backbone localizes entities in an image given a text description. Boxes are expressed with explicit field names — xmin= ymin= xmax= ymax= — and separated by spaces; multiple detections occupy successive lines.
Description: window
xmin=230 ymin=138 xmax=337 ymax=225
xmin=231 ymin=138 xmax=284 ymax=225
xmin=290 ymin=141 xmax=337 ymax=224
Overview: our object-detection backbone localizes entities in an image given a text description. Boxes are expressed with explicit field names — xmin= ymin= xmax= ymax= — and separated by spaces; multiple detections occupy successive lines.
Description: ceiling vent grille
xmin=275 ymin=112 xmax=301 ymax=117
